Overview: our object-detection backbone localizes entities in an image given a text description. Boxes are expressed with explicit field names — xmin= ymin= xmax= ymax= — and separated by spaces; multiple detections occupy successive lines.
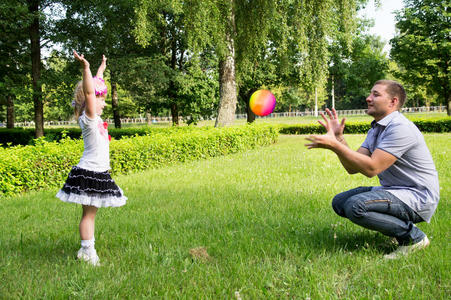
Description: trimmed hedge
xmin=279 ymin=118 xmax=451 ymax=134
xmin=0 ymin=124 xmax=278 ymax=197
xmin=0 ymin=126 xmax=201 ymax=147
xmin=2 ymin=117 xmax=449 ymax=146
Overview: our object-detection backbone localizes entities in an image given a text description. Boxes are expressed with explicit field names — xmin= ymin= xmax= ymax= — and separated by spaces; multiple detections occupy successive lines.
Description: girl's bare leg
xmin=79 ymin=205 xmax=98 ymax=240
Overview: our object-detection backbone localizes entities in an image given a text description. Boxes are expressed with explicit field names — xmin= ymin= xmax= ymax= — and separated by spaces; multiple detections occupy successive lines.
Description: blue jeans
xmin=332 ymin=187 xmax=425 ymax=245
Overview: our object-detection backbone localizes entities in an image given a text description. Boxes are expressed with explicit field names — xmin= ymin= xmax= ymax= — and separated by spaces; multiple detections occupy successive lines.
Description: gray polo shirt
xmin=361 ymin=111 xmax=440 ymax=222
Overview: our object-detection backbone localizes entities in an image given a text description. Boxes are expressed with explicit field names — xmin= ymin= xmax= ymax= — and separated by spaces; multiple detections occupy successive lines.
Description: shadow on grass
xmin=1 ymin=234 xmax=80 ymax=265
xmin=1 ymin=185 xmax=400 ymax=265
xmin=290 ymin=227 xmax=396 ymax=254
xmin=122 ymin=183 xmax=399 ymax=259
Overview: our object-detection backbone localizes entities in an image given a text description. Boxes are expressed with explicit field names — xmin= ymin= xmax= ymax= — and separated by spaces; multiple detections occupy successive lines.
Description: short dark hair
xmin=374 ymin=80 xmax=407 ymax=108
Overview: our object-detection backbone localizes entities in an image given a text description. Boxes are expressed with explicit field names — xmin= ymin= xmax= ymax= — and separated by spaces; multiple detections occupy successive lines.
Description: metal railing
xmin=9 ymin=105 xmax=447 ymax=127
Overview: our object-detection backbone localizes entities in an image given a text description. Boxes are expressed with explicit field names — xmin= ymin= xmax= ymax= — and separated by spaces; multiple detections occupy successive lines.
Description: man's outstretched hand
xmin=318 ymin=108 xmax=346 ymax=138
xmin=305 ymin=108 xmax=346 ymax=150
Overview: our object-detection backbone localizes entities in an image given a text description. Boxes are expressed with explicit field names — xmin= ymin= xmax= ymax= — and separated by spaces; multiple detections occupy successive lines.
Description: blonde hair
xmin=73 ymin=81 xmax=86 ymax=119
xmin=73 ymin=78 xmax=107 ymax=119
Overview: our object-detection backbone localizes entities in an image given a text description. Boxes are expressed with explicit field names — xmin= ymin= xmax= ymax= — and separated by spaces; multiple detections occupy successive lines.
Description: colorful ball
xmin=249 ymin=90 xmax=276 ymax=116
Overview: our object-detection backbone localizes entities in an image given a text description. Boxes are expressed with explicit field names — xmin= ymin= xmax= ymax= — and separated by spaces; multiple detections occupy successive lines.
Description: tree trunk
xmin=169 ymin=28 xmax=179 ymax=127
xmin=6 ymin=94 xmax=14 ymax=128
xmin=447 ymin=97 xmax=451 ymax=116
xmin=110 ymin=72 xmax=121 ymax=128
xmin=444 ymin=60 xmax=450 ymax=116
xmin=146 ymin=111 xmax=152 ymax=126
xmin=215 ymin=2 xmax=237 ymax=127
xmin=445 ymin=79 xmax=450 ymax=116
xmin=241 ymin=88 xmax=256 ymax=123
xmin=111 ymin=82 xmax=121 ymax=128
xmin=28 ymin=0 xmax=43 ymax=138
xmin=171 ymin=102 xmax=179 ymax=126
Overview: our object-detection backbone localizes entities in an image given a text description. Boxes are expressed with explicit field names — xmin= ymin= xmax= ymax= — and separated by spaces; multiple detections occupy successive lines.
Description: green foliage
xmin=278 ymin=118 xmax=451 ymax=134
xmin=412 ymin=118 xmax=451 ymax=133
xmin=0 ymin=125 xmax=278 ymax=196
xmin=328 ymin=20 xmax=390 ymax=110
xmin=116 ymin=1 xmax=220 ymax=123
xmin=134 ymin=0 xmax=359 ymax=124
xmin=110 ymin=125 xmax=277 ymax=174
xmin=0 ymin=126 xmax=215 ymax=146
xmin=41 ymin=51 xmax=79 ymax=121
xmin=390 ymin=0 xmax=450 ymax=113
xmin=173 ymin=62 xmax=219 ymax=125
xmin=0 ymin=137 xmax=82 ymax=196
xmin=114 ymin=55 xmax=173 ymax=116
xmin=0 ymin=0 xmax=31 ymax=123
xmin=0 ymin=128 xmax=82 ymax=146
xmin=54 ymin=0 xmax=155 ymax=123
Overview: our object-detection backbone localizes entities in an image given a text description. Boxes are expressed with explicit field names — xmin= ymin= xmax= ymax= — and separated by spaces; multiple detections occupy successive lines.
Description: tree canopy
xmin=2 ymin=0 xmax=448 ymax=131
xmin=134 ymin=0 xmax=360 ymax=126
xmin=390 ymin=0 xmax=450 ymax=115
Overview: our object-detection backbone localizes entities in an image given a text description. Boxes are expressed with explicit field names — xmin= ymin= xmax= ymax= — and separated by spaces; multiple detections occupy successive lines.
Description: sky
xmin=358 ymin=0 xmax=405 ymax=54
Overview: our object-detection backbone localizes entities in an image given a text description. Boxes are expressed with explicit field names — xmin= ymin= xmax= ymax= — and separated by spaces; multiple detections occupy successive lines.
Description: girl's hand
xmin=99 ymin=55 xmax=107 ymax=69
xmin=73 ymin=50 xmax=90 ymax=68
xmin=96 ymin=54 xmax=107 ymax=78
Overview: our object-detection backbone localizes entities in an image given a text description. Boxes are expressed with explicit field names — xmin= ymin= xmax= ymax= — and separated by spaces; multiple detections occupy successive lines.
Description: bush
xmin=0 ymin=125 xmax=278 ymax=197
xmin=0 ymin=126 xmax=213 ymax=147
xmin=2 ymin=118 xmax=449 ymax=146
xmin=278 ymin=118 xmax=451 ymax=134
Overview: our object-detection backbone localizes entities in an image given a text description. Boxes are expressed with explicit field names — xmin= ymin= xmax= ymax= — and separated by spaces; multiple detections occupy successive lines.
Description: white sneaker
xmin=77 ymin=247 xmax=101 ymax=266
xmin=384 ymin=236 xmax=430 ymax=260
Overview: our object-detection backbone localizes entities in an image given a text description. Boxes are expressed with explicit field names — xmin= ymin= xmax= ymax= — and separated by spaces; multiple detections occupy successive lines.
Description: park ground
xmin=0 ymin=132 xmax=450 ymax=298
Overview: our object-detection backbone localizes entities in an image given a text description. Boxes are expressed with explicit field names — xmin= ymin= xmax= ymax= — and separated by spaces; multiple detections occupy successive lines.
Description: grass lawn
xmin=1 ymin=134 xmax=450 ymax=298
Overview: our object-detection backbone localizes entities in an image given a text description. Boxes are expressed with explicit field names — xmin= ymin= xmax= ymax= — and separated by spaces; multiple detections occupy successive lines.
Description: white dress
xmin=56 ymin=113 xmax=127 ymax=207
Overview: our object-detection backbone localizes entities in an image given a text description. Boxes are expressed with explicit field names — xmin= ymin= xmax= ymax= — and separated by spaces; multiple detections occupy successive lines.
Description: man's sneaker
xmin=384 ymin=236 xmax=430 ymax=260
xmin=77 ymin=247 xmax=100 ymax=266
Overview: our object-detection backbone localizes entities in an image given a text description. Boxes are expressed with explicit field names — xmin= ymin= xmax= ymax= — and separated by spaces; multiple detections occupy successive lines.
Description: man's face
xmin=96 ymin=97 xmax=106 ymax=116
xmin=366 ymin=84 xmax=397 ymax=121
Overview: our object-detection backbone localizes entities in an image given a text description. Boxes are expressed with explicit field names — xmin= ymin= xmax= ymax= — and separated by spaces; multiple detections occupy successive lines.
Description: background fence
xmin=10 ymin=105 xmax=447 ymax=127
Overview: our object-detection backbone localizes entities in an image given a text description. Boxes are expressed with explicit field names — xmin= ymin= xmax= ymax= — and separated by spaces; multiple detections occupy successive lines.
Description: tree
xmin=390 ymin=0 xmax=450 ymax=115
xmin=328 ymin=29 xmax=389 ymax=110
xmin=133 ymin=1 xmax=222 ymax=125
xmin=0 ymin=1 xmax=30 ymax=128
xmin=28 ymin=0 xmax=46 ymax=137
xmin=209 ymin=0 xmax=359 ymax=126
xmin=55 ymin=0 xmax=151 ymax=128
xmin=41 ymin=51 xmax=78 ymax=121
xmin=8 ymin=0 xmax=58 ymax=136
xmin=136 ymin=0 xmax=359 ymax=126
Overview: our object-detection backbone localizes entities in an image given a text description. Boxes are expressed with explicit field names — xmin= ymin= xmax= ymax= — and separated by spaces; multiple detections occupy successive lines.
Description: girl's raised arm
xmin=74 ymin=50 xmax=96 ymax=119
xmin=95 ymin=55 xmax=107 ymax=78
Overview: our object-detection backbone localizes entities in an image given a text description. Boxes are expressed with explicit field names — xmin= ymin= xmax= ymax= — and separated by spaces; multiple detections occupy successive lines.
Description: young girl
xmin=56 ymin=50 xmax=127 ymax=266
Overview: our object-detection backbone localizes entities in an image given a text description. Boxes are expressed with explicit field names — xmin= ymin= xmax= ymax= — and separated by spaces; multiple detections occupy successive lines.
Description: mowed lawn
xmin=1 ymin=134 xmax=449 ymax=299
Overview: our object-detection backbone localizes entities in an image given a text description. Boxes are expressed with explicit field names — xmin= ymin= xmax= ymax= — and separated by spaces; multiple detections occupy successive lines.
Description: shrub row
xmin=278 ymin=118 xmax=451 ymax=134
xmin=2 ymin=117 xmax=449 ymax=146
xmin=0 ymin=124 xmax=278 ymax=197
xmin=0 ymin=126 xmax=200 ymax=147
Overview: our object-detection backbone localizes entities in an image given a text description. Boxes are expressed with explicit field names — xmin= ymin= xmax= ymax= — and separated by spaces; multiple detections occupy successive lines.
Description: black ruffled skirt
xmin=56 ymin=166 xmax=127 ymax=208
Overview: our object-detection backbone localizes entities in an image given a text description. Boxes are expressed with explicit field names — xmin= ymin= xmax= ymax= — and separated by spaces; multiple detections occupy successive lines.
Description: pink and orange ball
xmin=249 ymin=90 xmax=276 ymax=116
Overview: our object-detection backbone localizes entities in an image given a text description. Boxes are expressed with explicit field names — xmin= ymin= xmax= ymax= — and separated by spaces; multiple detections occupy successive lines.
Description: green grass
xmin=1 ymin=134 xmax=450 ymax=298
